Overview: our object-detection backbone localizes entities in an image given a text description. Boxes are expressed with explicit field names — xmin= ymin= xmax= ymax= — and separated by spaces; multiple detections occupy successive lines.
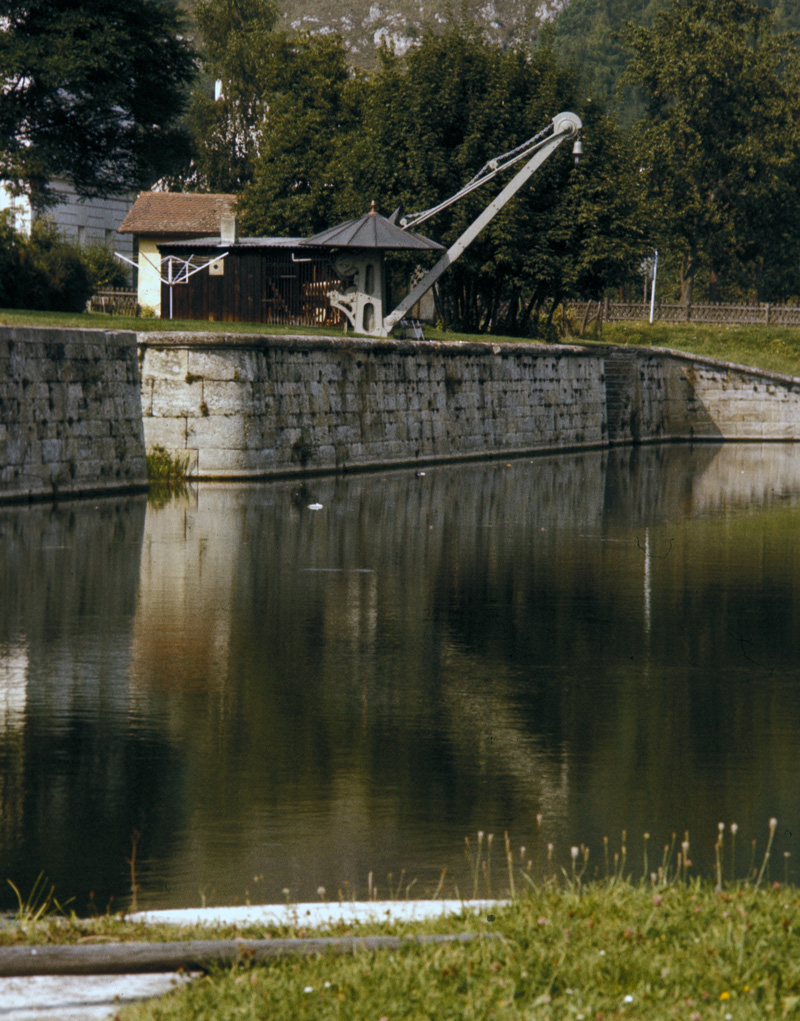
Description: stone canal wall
xmin=5 ymin=327 xmax=800 ymax=499
xmin=0 ymin=326 xmax=147 ymax=502
xmin=138 ymin=334 xmax=606 ymax=477
xmin=602 ymin=347 xmax=800 ymax=445
xmin=139 ymin=333 xmax=800 ymax=478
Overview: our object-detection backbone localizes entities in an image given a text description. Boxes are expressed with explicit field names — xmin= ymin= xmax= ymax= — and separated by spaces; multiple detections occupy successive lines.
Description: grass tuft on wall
xmin=145 ymin=445 xmax=189 ymax=483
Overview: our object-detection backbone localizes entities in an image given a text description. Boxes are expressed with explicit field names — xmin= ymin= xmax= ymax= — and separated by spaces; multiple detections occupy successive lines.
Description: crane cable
xmin=400 ymin=121 xmax=556 ymax=230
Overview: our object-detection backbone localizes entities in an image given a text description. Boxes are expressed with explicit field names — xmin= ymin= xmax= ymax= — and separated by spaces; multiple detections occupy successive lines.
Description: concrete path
xmin=0 ymin=974 xmax=191 ymax=1020
xmin=0 ymin=900 xmax=504 ymax=1020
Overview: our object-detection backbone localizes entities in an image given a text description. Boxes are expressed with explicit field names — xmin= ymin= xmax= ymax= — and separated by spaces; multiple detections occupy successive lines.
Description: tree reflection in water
xmin=2 ymin=442 xmax=800 ymax=910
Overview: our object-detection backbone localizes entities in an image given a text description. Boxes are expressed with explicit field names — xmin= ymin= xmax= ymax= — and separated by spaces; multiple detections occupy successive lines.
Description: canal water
xmin=2 ymin=443 xmax=800 ymax=913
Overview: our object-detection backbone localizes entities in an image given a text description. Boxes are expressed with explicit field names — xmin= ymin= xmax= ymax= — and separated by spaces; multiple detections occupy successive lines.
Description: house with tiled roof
xmin=118 ymin=192 xmax=237 ymax=314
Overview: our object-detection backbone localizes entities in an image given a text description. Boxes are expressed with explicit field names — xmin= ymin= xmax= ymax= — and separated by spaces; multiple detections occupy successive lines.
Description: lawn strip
xmin=110 ymin=884 xmax=800 ymax=1020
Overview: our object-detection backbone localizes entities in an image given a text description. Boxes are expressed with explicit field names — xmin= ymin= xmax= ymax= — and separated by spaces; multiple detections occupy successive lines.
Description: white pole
xmin=649 ymin=250 xmax=658 ymax=324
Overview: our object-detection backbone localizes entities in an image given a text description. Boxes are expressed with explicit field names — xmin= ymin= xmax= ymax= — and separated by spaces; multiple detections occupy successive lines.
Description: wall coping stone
xmin=2 ymin=325 xmax=795 ymax=392
xmin=137 ymin=331 xmax=800 ymax=388
xmin=7 ymin=325 xmax=794 ymax=390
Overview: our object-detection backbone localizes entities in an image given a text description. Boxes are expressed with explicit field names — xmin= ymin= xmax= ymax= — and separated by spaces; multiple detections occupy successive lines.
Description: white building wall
xmin=137 ymin=239 xmax=163 ymax=315
xmin=0 ymin=180 xmax=136 ymax=272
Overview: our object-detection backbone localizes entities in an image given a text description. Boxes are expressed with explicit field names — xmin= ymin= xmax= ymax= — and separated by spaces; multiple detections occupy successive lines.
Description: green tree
xmin=549 ymin=0 xmax=667 ymax=117
xmin=188 ymin=0 xmax=280 ymax=191
xmin=0 ymin=0 xmax=196 ymax=209
xmin=622 ymin=0 xmax=800 ymax=303
xmin=560 ymin=107 xmax=648 ymax=302
xmin=81 ymin=243 xmax=130 ymax=292
xmin=200 ymin=22 xmax=647 ymax=334
xmin=336 ymin=29 xmax=645 ymax=333
xmin=0 ymin=211 xmax=24 ymax=307
xmin=236 ymin=33 xmax=364 ymax=236
xmin=325 ymin=29 xmax=576 ymax=332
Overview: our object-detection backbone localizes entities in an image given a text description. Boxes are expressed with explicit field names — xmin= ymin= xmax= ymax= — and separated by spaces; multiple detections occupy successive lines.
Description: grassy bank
xmin=1 ymin=824 xmax=796 ymax=1018
xmin=3 ymin=881 xmax=797 ymax=1019
xmin=111 ymin=883 xmax=800 ymax=1020
xmin=5 ymin=308 xmax=800 ymax=378
xmin=592 ymin=321 xmax=800 ymax=379
xmin=0 ymin=308 xmax=345 ymax=337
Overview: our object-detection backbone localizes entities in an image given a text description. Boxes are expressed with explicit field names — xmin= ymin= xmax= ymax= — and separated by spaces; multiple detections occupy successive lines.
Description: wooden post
xmin=579 ymin=302 xmax=592 ymax=337
xmin=0 ymin=933 xmax=499 ymax=976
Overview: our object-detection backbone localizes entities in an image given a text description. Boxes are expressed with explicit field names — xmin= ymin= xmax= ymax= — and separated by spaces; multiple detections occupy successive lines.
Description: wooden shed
xmin=119 ymin=192 xmax=237 ymax=315
xmin=156 ymin=237 xmax=346 ymax=327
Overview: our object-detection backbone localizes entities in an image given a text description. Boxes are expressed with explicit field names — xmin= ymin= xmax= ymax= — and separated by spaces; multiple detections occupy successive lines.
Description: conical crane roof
xmin=302 ymin=201 xmax=444 ymax=251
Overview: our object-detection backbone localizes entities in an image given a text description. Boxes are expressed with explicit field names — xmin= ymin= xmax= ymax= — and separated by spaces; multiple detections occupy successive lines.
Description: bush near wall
xmin=0 ymin=212 xmax=121 ymax=313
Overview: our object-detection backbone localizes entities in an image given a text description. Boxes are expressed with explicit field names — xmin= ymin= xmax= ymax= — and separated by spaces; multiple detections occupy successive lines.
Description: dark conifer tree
xmin=0 ymin=0 xmax=196 ymax=207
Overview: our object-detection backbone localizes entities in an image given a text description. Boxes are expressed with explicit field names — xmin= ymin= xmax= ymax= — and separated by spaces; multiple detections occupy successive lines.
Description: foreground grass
xmin=1 ymin=822 xmax=796 ymax=1018
xmin=4 ymin=882 xmax=797 ymax=1019
xmin=104 ymin=883 xmax=799 ymax=1020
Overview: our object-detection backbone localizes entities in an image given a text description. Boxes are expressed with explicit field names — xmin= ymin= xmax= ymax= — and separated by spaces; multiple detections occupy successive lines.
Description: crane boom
xmin=382 ymin=111 xmax=581 ymax=337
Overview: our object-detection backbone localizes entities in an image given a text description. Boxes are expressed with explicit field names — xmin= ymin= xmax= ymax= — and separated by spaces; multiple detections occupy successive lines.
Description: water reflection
xmin=0 ymin=498 xmax=183 ymax=912
xmin=2 ymin=443 xmax=800 ymax=910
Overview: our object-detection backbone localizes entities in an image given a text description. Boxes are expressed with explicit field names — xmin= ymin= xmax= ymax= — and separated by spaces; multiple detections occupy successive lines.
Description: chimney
xmin=220 ymin=214 xmax=238 ymax=244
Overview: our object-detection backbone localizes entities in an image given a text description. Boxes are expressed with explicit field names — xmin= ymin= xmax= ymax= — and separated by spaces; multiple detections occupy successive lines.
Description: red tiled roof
xmin=118 ymin=192 xmax=237 ymax=236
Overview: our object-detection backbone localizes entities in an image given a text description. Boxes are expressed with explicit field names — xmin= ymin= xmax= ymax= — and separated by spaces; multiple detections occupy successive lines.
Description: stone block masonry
xmin=138 ymin=333 xmax=800 ymax=479
xmin=602 ymin=347 xmax=800 ymax=444
xmin=0 ymin=326 xmax=147 ymax=502
xmin=6 ymin=327 xmax=800 ymax=500
xmin=138 ymin=334 xmax=609 ymax=478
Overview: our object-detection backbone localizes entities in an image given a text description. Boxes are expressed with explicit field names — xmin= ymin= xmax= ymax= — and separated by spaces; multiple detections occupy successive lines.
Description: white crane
xmin=380 ymin=111 xmax=582 ymax=337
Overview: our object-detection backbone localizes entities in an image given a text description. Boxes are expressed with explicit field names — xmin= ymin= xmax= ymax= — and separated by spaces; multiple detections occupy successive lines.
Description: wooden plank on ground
xmin=0 ymin=933 xmax=500 ymax=975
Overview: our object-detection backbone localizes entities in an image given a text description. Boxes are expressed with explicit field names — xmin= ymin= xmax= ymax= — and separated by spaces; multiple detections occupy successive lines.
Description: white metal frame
xmin=116 ymin=251 xmax=229 ymax=319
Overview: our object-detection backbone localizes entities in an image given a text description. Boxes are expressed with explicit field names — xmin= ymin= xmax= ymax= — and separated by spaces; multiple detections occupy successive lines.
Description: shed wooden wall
xmin=160 ymin=249 xmax=344 ymax=326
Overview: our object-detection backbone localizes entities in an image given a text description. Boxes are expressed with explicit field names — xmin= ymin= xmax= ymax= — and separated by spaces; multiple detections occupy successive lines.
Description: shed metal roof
xmin=157 ymin=236 xmax=308 ymax=250
xmin=302 ymin=204 xmax=443 ymax=251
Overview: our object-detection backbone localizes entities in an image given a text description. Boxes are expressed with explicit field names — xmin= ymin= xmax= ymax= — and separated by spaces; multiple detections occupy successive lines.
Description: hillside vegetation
xmin=273 ymin=0 xmax=564 ymax=62
xmin=177 ymin=0 xmax=565 ymax=65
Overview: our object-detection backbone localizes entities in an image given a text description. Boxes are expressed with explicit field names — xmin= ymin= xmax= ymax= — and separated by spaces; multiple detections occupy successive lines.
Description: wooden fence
xmin=569 ymin=300 xmax=800 ymax=328
xmin=88 ymin=288 xmax=139 ymax=316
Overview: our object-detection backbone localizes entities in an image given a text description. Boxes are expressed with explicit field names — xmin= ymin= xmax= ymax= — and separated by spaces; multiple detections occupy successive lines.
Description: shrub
xmin=0 ymin=216 xmax=94 ymax=312
xmin=82 ymin=241 xmax=129 ymax=292
xmin=19 ymin=221 xmax=92 ymax=312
